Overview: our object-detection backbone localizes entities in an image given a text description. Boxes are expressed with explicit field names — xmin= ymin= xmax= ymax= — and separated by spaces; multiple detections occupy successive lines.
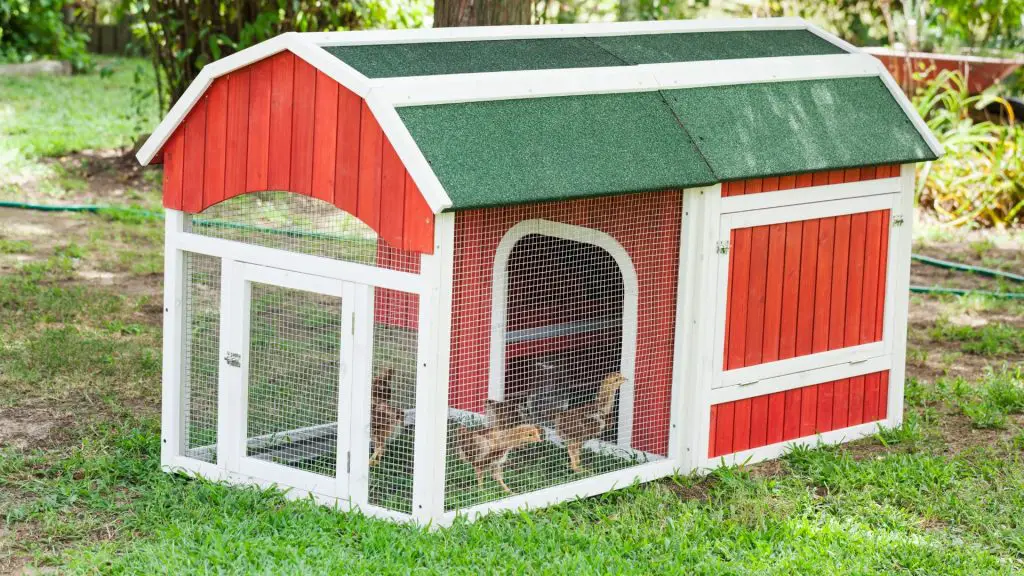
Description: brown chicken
xmin=554 ymin=372 xmax=627 ymax=473
xmin=456 ymin=422 xmax=543 ymax=493
xmin=369 ymin=368 xmax=402 ymax=467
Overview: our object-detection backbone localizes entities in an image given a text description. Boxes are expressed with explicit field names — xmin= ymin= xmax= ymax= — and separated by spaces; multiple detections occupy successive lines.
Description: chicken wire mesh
xmin=182 ymin=252 xmax=221 ymax=462
xmin=445 ymin=192 xmax=682 ymax=509
xmin=244 ymin=282 xmax=342 ymax=477
xmin=367 ymin=289 xmax=419 ymax=513
xmin=190 ymin=192 xmax=419 ymax=273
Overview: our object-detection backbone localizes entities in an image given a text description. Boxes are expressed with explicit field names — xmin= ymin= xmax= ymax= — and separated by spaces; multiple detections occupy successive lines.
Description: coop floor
xmin=199 ymin=419 xmax=655 ymax=514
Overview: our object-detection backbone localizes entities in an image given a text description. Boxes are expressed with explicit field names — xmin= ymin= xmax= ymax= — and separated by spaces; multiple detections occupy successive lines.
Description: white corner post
xmin=411 ymin=212 xmax=456 ymax=526
xmin=673 ymin=186 xmax=722 ymax=472
xmin=887 ymin=164 xmax=916 ymax=429
xmin=161 ymin=209 xmax=187 ymax=469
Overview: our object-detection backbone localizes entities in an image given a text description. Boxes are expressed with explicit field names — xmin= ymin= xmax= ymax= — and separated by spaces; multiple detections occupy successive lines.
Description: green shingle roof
xmin=325 ymin=30 xmax=843 ymax=78
xmin=397 ymin=77 xmax=937 ymax=210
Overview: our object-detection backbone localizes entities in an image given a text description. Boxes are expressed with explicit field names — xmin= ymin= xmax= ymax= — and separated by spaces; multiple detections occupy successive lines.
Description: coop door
xmin=711 ymin=194 xmax=900 ymax=391
xmin=222 ymin=263 xmax=369 ymax=499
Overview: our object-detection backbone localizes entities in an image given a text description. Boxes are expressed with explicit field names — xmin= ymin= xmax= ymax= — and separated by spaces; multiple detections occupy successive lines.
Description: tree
xmin=434 ymin=0 xmax=532 ymax=27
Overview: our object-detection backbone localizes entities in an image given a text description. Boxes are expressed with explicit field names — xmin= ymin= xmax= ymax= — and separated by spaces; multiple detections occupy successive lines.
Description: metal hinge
xmin=716 ymin=240 xmax=730 ymax=255
xmin=892 ymin=214 xmax=905 ymax=227
xmin=224 ymin=351 xmax=241 ymax=367
xmin=346 ymin=451 xmax=351 ymax=473
xmin=351 ymin=312 xmax=355 ymax=335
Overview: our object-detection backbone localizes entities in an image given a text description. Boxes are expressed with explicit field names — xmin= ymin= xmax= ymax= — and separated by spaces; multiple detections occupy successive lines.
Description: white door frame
xmin=222 ymin=262 xmax=366 ymax=500
xmin=487 ymin=219 xmax=639 ymax=448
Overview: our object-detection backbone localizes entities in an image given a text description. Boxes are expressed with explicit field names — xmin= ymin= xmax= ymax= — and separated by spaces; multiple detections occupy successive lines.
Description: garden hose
xmin=1 ymin=201 xmax=1022 ymax=299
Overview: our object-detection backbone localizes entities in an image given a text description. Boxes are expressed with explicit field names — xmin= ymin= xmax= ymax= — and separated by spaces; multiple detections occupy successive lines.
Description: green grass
xmin=0 ymin=58 xmax=157 ymax=161
xmin=930 ymin=318 xmax=1024 ymax=356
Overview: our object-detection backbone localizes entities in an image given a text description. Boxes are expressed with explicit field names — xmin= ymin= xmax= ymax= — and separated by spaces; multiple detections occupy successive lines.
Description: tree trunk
xmin=434 ymin=0 xmax=532 ymax=27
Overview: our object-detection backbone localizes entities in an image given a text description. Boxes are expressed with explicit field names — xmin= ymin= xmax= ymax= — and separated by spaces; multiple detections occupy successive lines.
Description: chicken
xmin=455 ymin=422 xmax=543 ymax=493
xmin=369 ymin=368 xmax=402 ymax=467
xmin=554 ymin=372 xmax=627 ymax=473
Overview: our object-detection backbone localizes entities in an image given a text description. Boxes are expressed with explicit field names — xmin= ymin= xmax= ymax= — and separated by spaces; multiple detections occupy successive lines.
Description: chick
xmin=554 ymin=372 xmax=627 ymax=473
xmin=455 ymin=423 xmax=543 ymax=493
xmin=369 ymin=368 xmax=402 ymax=467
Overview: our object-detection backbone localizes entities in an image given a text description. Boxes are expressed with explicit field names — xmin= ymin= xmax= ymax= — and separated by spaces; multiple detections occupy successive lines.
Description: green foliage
xmin=926 ymin=0 xmax=1024 ymax=53
xmin=929 ymin=367 xmax=1024 ymax=430
xmin=0 ymin=0 xmax=91 ymax=71
xmin=914 ymin=71 xmax=1024 ymax=227
xmin=123 ymin=0 xmax=429 ymax=114
xmin=930 ymin=318 xmax=1024 ymax=356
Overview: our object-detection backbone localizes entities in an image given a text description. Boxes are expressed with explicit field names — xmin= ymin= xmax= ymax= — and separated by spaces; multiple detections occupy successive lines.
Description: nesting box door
xmin=707 ymin=193 xmax=902 ymax=459
xmin=220 ymin=263 xmax=370 ymax=499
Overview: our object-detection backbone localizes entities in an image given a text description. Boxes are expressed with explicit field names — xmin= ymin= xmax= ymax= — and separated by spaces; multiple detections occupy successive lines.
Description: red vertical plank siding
xmin=845 ymin=212 xmax=869 ymax=425
xmin=765 ymin=393 xmax=785 ymax=445
xmin=782 ymin=386 xmax=802 ymax=441
xmin=311 ymin=71 xmax=339 ymax=203
xmin=379 ymin=139 xmax=407 ymax=248
xmin=162 ymin=131 xmax=185 ymax=209
xmin=335 ymin=86 xmax=362 ymax=215
xmin=715 ymin=403 xmax=735 ymax=457
xmin=202 ymin=77 xmax=229 ymax=207
xmin=780 ymin=221 xmax=803 ymax=441
xmin=726 ymin=228 xmax=751 ymax=369
xmin=795 ymin=219 xmax=819 ymax=358
xmin=224 ymin=70 xmax=251 ymax=200
xmin=357 ymin=102 xmax=383 ymax=231
xmin=759 ymin=223 xmax=786 ymax=445
xmin=710 ymin=370 xmax=891 ymax=457
xmin=863 ymin=373 xmax=881 ymax=422
xmin=181 ymin=97 xmax=207 ymax=213
xmin=796 ymin=173 xmax=814 ymax=188
xmin=779 ymin=174 xmax=797 ymax=190
xmin=289 ymin=58 xmax=316 ymax=195
xmin=875 ymin=211 xmax=891 ymax=341
xmin=829 ymin=215 xmax=852 ymax=351
xmin=245 ymin=59 xmax=273 ymax=192
xmin=745 ymin=225 xmax=770 ymax=366
xmin=403 ymin=176 xmax=435 ymax=254
xmin=861 ymin=212 xmax=884 ymax=345
xmin=267 ymin=52 xmax=295 ymax=190
xmin=812 ymin=218 xmax=835 ymax=353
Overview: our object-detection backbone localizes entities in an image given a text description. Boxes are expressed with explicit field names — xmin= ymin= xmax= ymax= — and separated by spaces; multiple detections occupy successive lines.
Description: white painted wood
xmin=710 ymin=355 xmax=892 ymax=405
xmin=872 ymin=59 xmax=944 ymax=157
xmin=411 ymin=215 xmax=451 ymax=524
xmin=699 ymin=420 xmax=884 ymax=470
xmin=716 ymin=342 xmax=885 ymax=389
xmin=171 ymin=232 xmax=423 ymax=293
xmin=723 ymin=193 xmax=896 ymax=230
xmin=803 ymin=21 xmax=860 ymax=54
xmin=691 ymin=185 xmax=724 ymax=475
xmin=427 ymin=212 xmax=456 ymax=525
xmin=881 ymin=192 xmax=902 ymax=358
xmin=887 ymin=165 xmax=916 ymax=429
xmin=241 ymin=262 xmax=349 ymax=297
xmin=487 ymin=218 xmax=639 ymax=449
xmin=372 ymin=53 xmax=879 ymax=107
xmin=364 ymin=94 xmax=452 ymax=212
xmin=668 ymin=189 xmax=693 ymax=467
xmin=161 ymin=210 xmax=187 ymax=467
xmin=137 ymin=33 xmax=372 ymax=166
xmin=305 ymin=17 xmax=809 ymax=46
xmin=335 ymin=282 xmax=359 ymax=500
xmin=442 ymin=460 xmax=678 ymax=525
xmin=222 ymin=259 xmax=247 ymax=473
xmin=718 ymin=177 xmax=901 ymax=214
xmin=347 ymin=286 xmax=375 ymax=510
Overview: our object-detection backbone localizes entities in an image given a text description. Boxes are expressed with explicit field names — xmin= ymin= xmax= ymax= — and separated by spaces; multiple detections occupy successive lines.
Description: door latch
xmin=224 ymin=351 xmax=241 ymax=367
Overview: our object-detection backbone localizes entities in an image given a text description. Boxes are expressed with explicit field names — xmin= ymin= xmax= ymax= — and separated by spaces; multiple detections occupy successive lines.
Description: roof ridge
xmin=581 ymin=36 xmax=634 ymax=67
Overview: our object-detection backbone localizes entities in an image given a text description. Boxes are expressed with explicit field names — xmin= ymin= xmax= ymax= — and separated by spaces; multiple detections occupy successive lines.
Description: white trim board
xmin=699 ymin=420 xmax=885 ymax=470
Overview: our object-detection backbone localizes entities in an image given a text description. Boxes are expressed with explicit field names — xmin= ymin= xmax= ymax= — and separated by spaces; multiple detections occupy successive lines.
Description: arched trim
xmin=488 ymin=219 xmax=639 ymax=447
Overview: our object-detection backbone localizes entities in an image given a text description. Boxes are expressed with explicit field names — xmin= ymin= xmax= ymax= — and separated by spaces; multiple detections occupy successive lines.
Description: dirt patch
xmin=0 ymin=408 xmax=74 ymax=450
xmin=1 ymin=150 xmax=160 ymax=209
xmin=664 ymin=477 xmax=716 ymax=503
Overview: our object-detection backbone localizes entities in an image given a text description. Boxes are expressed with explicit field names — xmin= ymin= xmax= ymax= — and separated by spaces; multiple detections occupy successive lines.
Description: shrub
xmin=914 ymin=70 xmax=1024 ymax=228
xmin=0 ymin=0 xmax=91 ymax=71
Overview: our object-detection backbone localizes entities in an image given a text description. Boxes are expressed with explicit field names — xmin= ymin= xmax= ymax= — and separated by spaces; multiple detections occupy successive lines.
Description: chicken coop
xmin=138 ymin=18 xmax=941 ymax=526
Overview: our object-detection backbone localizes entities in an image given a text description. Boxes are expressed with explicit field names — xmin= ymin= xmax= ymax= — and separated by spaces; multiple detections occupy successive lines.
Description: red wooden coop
xmin=138 ymin=18 xmax=941 ymax=526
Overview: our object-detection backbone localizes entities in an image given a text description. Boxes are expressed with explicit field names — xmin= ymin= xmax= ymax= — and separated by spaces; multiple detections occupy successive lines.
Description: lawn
xmin=2 ymin=58 xmax=1024 ymax=575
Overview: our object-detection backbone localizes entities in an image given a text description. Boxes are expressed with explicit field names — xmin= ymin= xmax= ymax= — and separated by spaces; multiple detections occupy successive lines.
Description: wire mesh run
xmin=245 ymin=282 xmax=342 ymax=478
xmin=446 ymin=192 xmax=682 ymax=510
xmin=182 ymin=252 xmax=221 ymax=462
xmin=367 ymin=289 xmax=419 ymax=513
xmin=191 ymin=192 xmax=419 ymax=273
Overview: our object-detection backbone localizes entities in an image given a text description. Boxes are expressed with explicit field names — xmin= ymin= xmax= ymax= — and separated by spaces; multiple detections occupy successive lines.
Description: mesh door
xmin=182 ymin=252 xmax=221 ymax=462
xmin=245 ymin=282 xmax=342 ymax=477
